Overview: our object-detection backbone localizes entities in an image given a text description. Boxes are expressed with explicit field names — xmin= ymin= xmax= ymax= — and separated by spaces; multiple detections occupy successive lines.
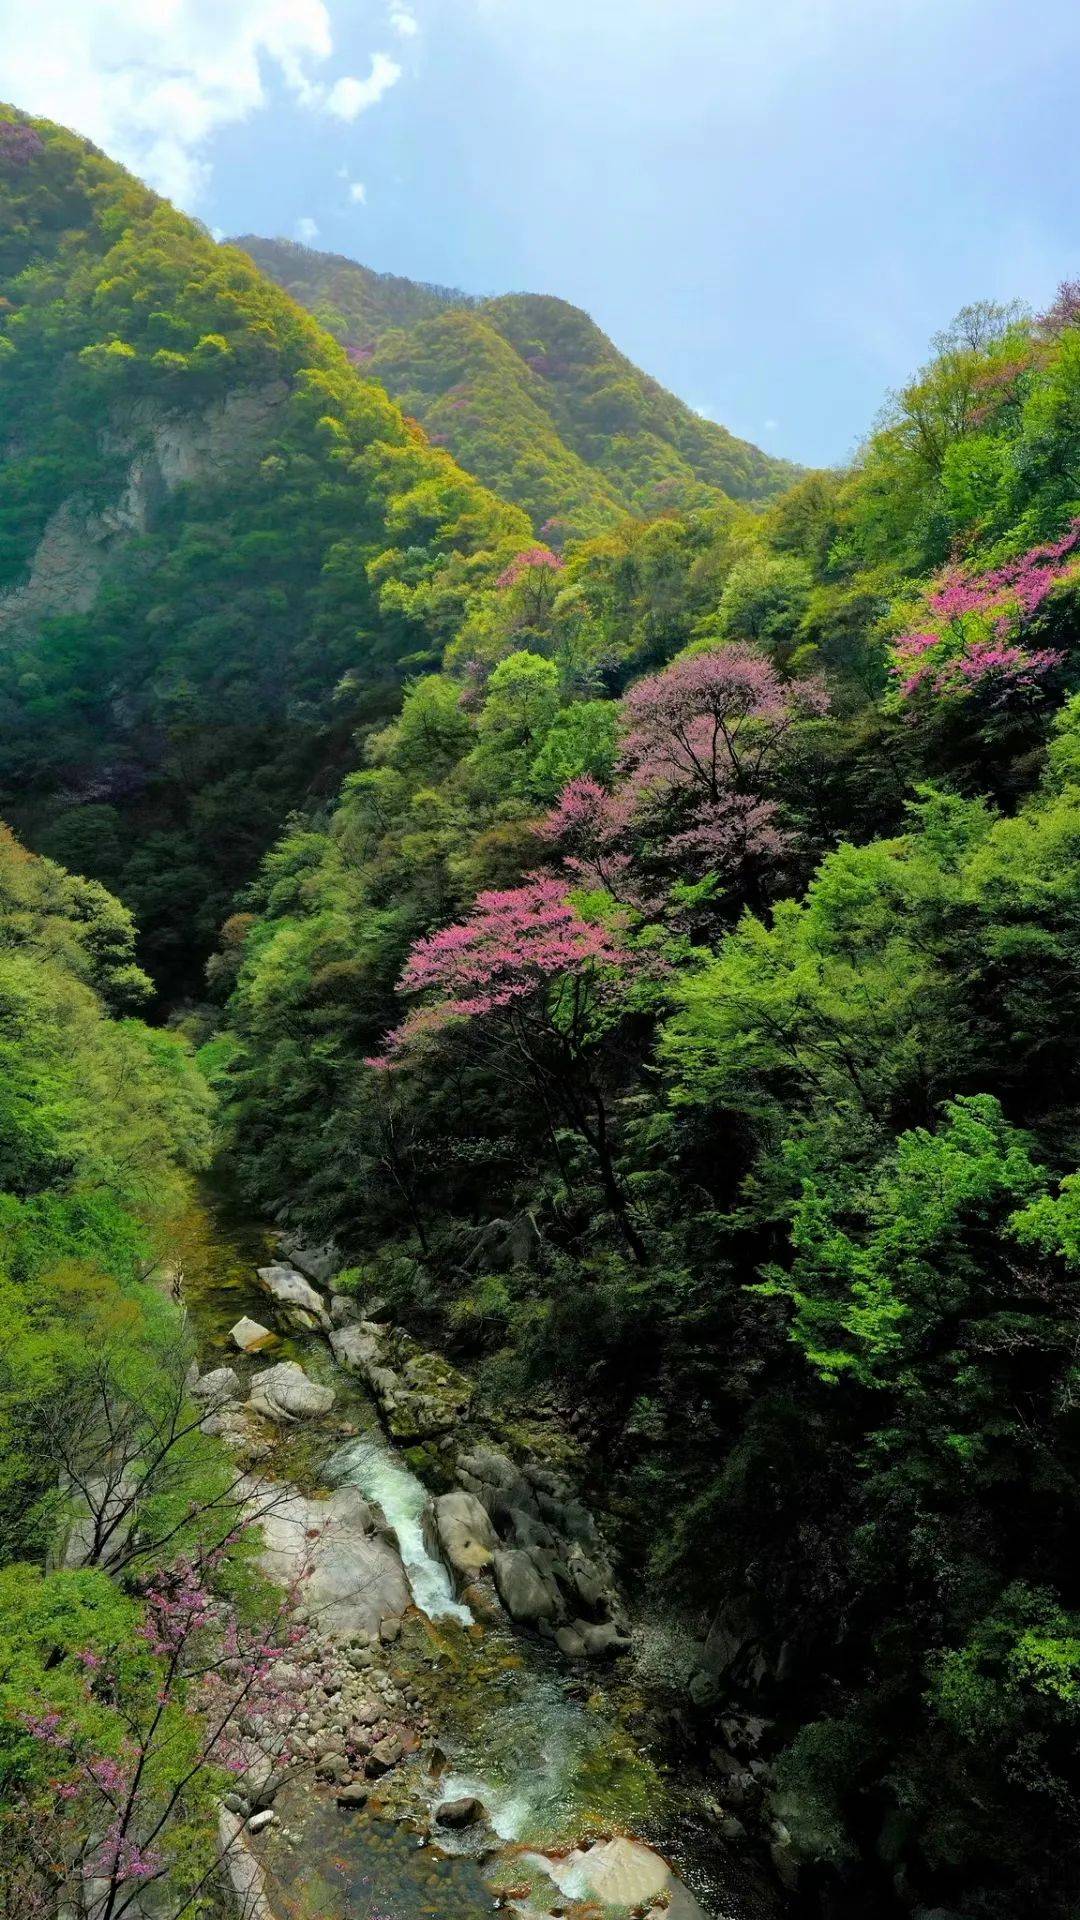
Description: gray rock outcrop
xmin=248 ymin=1361 xmax=335 ymax=1423
xmin=255 ymin=1264 xmax=329 ymax=1331
xmin=256 ymin=1483 xmax=410 ymax=1639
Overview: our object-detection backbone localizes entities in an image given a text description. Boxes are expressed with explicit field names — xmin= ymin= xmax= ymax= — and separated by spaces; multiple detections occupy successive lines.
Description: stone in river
xmin=230 ymin=1317 xmax=276 ymax=1353
xmin=248 ymin=1360 xmax=335 ymax=1422
xmin=335 ymin=1781 xmax=369 ymax=1808
xmin=190 ymin=1365 xmax=241 ymax=1405
xmin=256 ymin=1485 xmax=410 ymax=1639
xmin=256 ymin=1263 xmax=330 ymax=1329
xmin=434 ymin=1795 xmax=483 ymax=1828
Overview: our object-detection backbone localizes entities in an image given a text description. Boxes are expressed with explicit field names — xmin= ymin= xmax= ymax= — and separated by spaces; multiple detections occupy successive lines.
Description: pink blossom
xmin=376 ymin=876 xmax=635 ymax=1063
xmin=496 ymin=547 xmax=565 ymax=590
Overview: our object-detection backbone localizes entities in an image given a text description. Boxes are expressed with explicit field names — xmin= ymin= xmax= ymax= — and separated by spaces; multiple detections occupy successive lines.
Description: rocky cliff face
xmin=0 ymin=382 xmax=289 ymax=634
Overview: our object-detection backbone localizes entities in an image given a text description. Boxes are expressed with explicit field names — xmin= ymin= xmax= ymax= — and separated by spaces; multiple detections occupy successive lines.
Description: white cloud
xmin=389 ymin=5 xmax=419 ymax=34
xmin=348 ymin=179 xmax=367 ymax=203
xmin=296 ymin=215 xmax=319 ymax=241
xmin=324 ymin=52 xmax=402 ymax=120
xmin=0 ymin=1 xmax=403 ymax=207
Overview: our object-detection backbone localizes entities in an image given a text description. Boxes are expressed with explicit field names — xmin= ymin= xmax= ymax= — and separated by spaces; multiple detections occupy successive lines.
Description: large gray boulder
xmin=493 ymin=1547 xmax=563 ymax=1627
xmin=255 ymin=1264 xmax=329 ymax=1330
xmin=278 ymin=1233 xmax=341 ymax=1287
xmin=256 ymin=1484 xmax=410 ymax=1638
xmin=217 ymin=1806 xmax=273 ymax=1920
xmin=427 ymin=1489 xmax=497 ymax=1590
xmin=191 ymin=1366 xmax=241 ymax=1407
xmin=248 ymin=1361 xmax=335 ymax=1423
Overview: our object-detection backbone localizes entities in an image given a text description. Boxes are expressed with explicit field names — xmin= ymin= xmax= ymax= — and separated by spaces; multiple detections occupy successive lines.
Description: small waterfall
xmin=326 ymin=1433 xmax=473 ymax=1625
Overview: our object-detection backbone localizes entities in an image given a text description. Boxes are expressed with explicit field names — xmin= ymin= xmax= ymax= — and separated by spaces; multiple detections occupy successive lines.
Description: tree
xmin=371 ymin=876 xmax=649 ymax=1258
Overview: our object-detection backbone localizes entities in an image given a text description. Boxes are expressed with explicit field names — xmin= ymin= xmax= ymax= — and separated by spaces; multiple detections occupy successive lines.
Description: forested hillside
xmin=210 ymin=290 xmax=1080 ymax=1918
xmin=4 ymin=99 xmax=1080 ymax=1920
xmin=0 ymin=112 xmax=531 ymax=991
xmin=236 ymin=236 xmax=797 ymax=536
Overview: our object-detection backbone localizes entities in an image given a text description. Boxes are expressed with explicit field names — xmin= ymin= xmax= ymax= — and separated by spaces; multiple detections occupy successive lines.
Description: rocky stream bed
xmin=179 ymin=1193 xmax=781 ymax=1920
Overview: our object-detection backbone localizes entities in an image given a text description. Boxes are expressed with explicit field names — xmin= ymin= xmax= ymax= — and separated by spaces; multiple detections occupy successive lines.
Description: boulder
xmin=435 ymin=1795 xmax=483 ymax=1828
xmin=366 ymin=1732 xmax=403 ymax=1776
xmin=255 ymin=1263 xmax=329 ymax=1330
xmin=329 ymin=1322 xmax=383 ymax=1371
xmin=493 ymin=1548 xmax=562 ymax=1627
xmin=555 ymin=1625 xmax=587 ymax=1658
xmin=191 ymin=1366 xmax=241 ymax=1406
xmin=568 ymin=1837 xmax=670 ymax=1907
xmin=256 ymin=1485 xmax=410 ymax=1639
xmin=230 ymin=1317 xmax=276 ymax=1353
xmin=59 ymin=1470 xmax=138 ymax=1571
xmin=428 ymin=1489 xmax=497 ymax=1590
xmin=278 ymin=1233 xmax=341 ymax=1287
xmin=217 ymin=1806 xmax=273 ymax=1920
xmin=576 ymin=1620 xmax=632 ymax=1659
xmin=330 ymin=1293 xmax=359 ymax=1327
xmin=335 ymin=1782 xmax=369 ymax=1808
xmin=248 ymin=1361 xmax=335 ymax=1423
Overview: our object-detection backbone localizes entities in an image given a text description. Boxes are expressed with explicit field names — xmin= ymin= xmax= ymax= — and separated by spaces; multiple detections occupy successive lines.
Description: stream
xmin=179 ymin=1187 xmax=775 ymax=1920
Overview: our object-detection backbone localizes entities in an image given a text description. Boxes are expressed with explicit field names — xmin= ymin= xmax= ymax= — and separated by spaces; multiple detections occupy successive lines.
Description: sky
xmin=2 ymin=0 xmax=1079 ymax=467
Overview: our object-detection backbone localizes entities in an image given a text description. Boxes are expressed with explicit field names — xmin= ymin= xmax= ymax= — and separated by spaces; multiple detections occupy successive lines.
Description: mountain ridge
xmin=233 ymin=234 xmax=798 ymax=537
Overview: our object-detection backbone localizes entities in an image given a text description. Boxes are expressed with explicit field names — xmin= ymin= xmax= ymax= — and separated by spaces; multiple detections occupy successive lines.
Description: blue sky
xmin=3 ymin=0 xmax=1079 ymax=466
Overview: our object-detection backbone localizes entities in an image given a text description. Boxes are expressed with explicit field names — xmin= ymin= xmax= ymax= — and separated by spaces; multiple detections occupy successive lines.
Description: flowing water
xmin=179 ymin=1184 xmax=771 ymax=1920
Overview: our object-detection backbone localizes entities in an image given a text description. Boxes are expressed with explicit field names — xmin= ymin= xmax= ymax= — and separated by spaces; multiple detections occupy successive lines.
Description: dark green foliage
xmin=0 ymin=110 xmax=531 ymax=992
xmin=10 ymin=102 xmax=1080 ymax=1919
xmin=211 ymin=285 xmax=1080 ymax=1920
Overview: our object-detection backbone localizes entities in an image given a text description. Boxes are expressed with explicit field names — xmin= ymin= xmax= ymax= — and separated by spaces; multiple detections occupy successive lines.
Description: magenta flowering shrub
xmin=545 ymin=643 xmax=828 ymax=891
xmin=0 ymin=120 xmax=44 ymax=167
xmin=496 ymin=546 xmax=565 ymax=590
xmin=12 ymin=1553 xmax=307 ymax=1920
xmin=369 ymin=873 xmax=635 ymax=1067
xmin=892 ymin=519 xmax=1080 ymax=705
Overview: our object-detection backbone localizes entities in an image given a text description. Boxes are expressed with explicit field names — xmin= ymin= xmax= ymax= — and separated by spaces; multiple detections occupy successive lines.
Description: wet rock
xmin=366 ymin=1733 xmax=404 ymax=1776
xmin=248 ymin=1360 xmax=335 ymax=1423
xmin=246 ymin=1810 xmax=275 ymax=1835
xmin=230 ymin=1317 xmax=276 ymax=1353
xmin=217 ymin=1806 xmax=272 ymax=1920
xmin=555 ymin=1625 xmax=587 ymax=1658
xmin=575 ymin=1620 xmax=632 ymax=1659
xmin=493 ymin=1547 xmax=563 ymax=1627
xmin=256 ymin=1263 xmax=330 ymax=1330
xmin=434 ymin=1795 xmax=483 ymax=1828
xmin=335 ymin=1781 xmax=369 ymax=1808
xmin=426 ymin=1488 xmax=497 ymax=1589
xmin=256 ymin=1485 xmax=410 ymax=1638
xmin=278 ymin=1233 xmax=341 ymax=1288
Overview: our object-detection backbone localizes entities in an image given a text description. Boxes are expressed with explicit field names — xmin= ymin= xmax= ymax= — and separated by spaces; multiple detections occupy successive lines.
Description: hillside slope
xmin=235 ymin=236 xmax=797 ymax=536
xmin=0 ymin=108 xmax=531 ymax=987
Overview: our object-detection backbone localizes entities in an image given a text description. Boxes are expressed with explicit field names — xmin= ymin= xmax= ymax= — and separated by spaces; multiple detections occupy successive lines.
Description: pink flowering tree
xmin=369 ymin=876 xmax=649 ymax=1259
xmin=545 ymin=644 xmax=828 ymax=900
xmin=891 ymin=520 xmax=1080 ymax=709
xmin=5 ymin=1549 xmax=311 ymax=1920
xmin=495 ymin=546 xmax=565 ymax=627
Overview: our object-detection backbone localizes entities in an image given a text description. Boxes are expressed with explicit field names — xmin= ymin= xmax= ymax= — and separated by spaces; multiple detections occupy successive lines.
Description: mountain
xmin=234 ymin=236 xmax=798 ymax=537
xmin=6 ymin=97 xmax=1080 ymax=1920
xmin=0 ymin=107 xmax=531 ymax=988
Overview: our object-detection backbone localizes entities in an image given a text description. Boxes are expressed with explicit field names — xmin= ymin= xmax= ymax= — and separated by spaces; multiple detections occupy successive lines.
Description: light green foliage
xmin=239 ymin=239 xmax=798 ymax=535
xmin=529 ymin=699 xmax=619 ymax=799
